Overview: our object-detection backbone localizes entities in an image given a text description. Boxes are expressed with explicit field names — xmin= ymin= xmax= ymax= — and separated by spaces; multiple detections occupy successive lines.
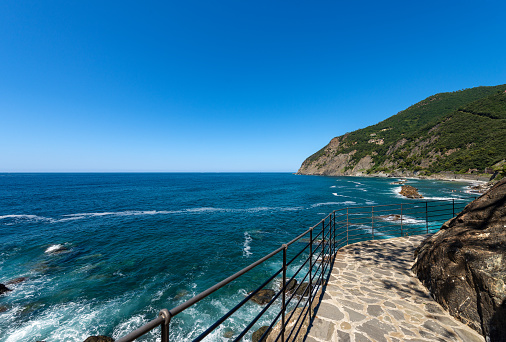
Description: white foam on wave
xmin=45 ymin=244 xmax=66 ymax=254
xmin=391 ymin=186 xmax=467 ymax=201
xmin=422 ymin=196 xmax=467 ymax=201
xmin=3 ymin=206 xmax=306 ymax=226
xmin=379 ymin=214 xmax=425 ymax=225
xmin=332 ymin=193 xmax=353 ymax=198
xmin=348 ymin=181 xmax=363 ymax=186
xmin=57 ymin=206 xmax=305 ymax=222
xmin=311 ymin=201 xmax=357 ymax=208
xmin=0 ymin=214 xmax=53 ymax=224
xmin=392 ymin=186 xmax=404 ymax=198
xmin=243 ymin=232 xmax=252 ymax=257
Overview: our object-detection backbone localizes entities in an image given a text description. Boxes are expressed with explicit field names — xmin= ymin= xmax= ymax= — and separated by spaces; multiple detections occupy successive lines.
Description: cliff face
xmin=412 ymin=178 xmax=506 ymax=341
xmin=297 ymin=85 xmax=506 ymax=178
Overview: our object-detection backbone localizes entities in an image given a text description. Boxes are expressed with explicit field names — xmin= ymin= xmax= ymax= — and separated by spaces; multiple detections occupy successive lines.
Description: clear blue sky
xmin=1 ymin=0 xmax=505 ymax=172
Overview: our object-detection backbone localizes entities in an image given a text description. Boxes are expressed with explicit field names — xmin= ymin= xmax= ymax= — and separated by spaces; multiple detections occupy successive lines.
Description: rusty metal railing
xmin=115 ymin=198 xmax=473 ymax=342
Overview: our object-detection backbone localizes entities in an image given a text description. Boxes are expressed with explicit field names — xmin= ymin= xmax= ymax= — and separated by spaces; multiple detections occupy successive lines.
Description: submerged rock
xmin=249 ymin=289 xmax=276 ymax=305
xmin=252 ymin=326 xmax=270 ymax=342
xmin=6 ymin=277 xmax=28 ymax=285
xmin=399 ymin=185 xmax=423 ymax=199
xmin=412 ymin=178 xmax=506 ymax=341
xmin=0 ymin=284 xmax=12 ymax=295
xmin=294 ymin=283 xmax=313 ymax=297
xmin=83 ymin=336 xmax=114 ymax=342
xmin=285 ymin=279 xmax=298 ymax=294
xmin=222 ymin=327 xmax=234 ymax=338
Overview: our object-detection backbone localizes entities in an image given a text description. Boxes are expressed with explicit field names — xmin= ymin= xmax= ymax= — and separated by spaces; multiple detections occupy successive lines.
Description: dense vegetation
xmin=301 ymin=84 xmax=506 ymax=177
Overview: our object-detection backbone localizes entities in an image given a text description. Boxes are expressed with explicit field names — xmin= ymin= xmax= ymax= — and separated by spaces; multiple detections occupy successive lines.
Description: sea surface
xmin=0 ymin=173 xmax=477 ymax=341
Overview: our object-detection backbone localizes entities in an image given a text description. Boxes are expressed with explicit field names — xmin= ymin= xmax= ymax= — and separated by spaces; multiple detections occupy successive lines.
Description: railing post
xmin=282 ymin=244 xmax=287 ymax=342
xmin=333 ymin=211 xmax=336 ymax=256
xmin=309 ymin=228 xmax=313 ymax=320
xmin=346 ymin=208 xmax=349 ymax=246
xmin=322 ymin=219 xmax=325 ymax=284
xmin=452 ymin=198 xmax=455 ymax=217
xmin=159 ymin=309 xmax=171 ymax=342
xmin=371 ymin=206 xmax=374 ymax=240
xmin=400 ymin=204 xmax=403 ymax=237
xmin=425 ymin=202 xmax=429 ymax=234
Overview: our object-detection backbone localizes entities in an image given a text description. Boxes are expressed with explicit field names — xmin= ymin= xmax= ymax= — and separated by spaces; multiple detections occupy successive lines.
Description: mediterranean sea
xmin=0 ymin=173 xmax=476 ymax=341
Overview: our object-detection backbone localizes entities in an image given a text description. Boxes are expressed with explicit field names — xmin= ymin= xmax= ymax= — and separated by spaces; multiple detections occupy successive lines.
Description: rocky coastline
xmin=412 ymin=178 xmax=506 ymax=341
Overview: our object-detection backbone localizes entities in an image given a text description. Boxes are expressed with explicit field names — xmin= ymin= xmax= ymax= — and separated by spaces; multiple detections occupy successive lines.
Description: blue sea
xmin=0 ymin=173 xmax=477 ymax=341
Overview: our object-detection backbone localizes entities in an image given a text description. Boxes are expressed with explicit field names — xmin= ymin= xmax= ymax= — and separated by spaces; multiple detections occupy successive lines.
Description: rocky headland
xmin=412 ymin=178 xmax=506 ymax=341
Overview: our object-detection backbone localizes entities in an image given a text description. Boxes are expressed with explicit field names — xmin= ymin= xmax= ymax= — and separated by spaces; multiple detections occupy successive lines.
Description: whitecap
xmin=45 ymin=244 xmax=68 ymax=254
xmin=310 ymin=201 xmax=356 ymax=208
xmin=55 ymin=207 xmax=304 ymax=222
xmin=332 ymin=193 xmax=353 ymax=198
xmin=243 ymin=232 xmax=252 ymax=257
xmin=0 ymin=214 xmax=53 ymax=224
xmin=422 ymin=196 xmax=467 ymax=201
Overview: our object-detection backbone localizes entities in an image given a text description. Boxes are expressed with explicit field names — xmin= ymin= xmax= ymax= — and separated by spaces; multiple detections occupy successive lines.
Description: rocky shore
xmin=413 ymin=178 xmax=506 ymax=341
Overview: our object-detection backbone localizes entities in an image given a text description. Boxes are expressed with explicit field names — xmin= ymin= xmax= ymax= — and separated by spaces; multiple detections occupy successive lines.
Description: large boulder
xmin=249 ymin=289 xmax=276 ymax=305
xmin=399 ymin=185 xmax=423 ymax=199
xmin=412 ymin=178 xmax=506 ymax=341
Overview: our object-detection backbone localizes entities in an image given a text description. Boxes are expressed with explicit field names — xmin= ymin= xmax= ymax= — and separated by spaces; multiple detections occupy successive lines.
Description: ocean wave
xmin=243 ymin=232 xmax=252 ymax=257
xmin=44 ymin=244 xmax=69 ymax=254
xmin=2 ymin=207 xmax=306 ymax=226
xmin=422 ymin=196 xmax=467 ymax=201
xmin=332 ymin=193 xmax=353 ymax=198
xmin=347 ymin=181 xmax=363 ymax=186
xmin=310 ymin=201 xmax=357 ymax=208
xmin=0 ymin=214 xmax=53 ymax=224
xmin=377 ymin=214 xmax=425 ymax=225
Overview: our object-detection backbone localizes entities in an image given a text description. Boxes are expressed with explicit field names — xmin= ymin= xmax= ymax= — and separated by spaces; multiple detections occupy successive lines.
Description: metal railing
xmin=116 ymin=198 xmax=473 ymax=342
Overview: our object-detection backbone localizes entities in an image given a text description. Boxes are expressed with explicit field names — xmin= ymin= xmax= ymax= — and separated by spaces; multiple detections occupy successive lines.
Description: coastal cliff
xmin=297 ymin=84 xmax=506 ymax=180
xmin=412 ymin=178 xmax=506 ymax=341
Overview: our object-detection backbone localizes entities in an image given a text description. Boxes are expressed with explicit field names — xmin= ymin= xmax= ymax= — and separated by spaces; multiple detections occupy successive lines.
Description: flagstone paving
xmin=306 ymin=235 xmax=485 ymax=342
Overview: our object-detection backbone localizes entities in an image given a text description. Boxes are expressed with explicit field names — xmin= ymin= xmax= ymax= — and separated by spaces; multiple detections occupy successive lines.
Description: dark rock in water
xmin=6 ymin=277 xmax=28 ymax=285
xmin=285 ymin=279 xmax=297 ymax=294
xmin=83 ymin=336 xmax=114 ymax=342
xmin=0 ymin=305 xmax=9 ymax=312
xmin=0 ymin=284 xmax=12 ymax=295
xmin=249 ymin=289 xmax=276 ymax=305
xmin=399 ymin=185 xmax=423 ymax=199
xmin=252 ymin=326 xmax=270 ymax=342
xmin=412 ymin=178 xmax=506 ymax=341
xmin=222 ymin=327 xmax=234 ymax=338
xmin=295 ymin=282 xmax=313 ymax=297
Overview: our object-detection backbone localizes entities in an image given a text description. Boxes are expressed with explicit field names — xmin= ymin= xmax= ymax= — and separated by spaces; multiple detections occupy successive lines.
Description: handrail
xmin=115 ymin=197 xmax=474 ymax=342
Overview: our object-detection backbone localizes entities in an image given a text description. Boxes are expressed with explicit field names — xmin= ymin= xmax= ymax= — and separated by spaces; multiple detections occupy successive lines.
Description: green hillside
xmin=299 ymin=84 xmax=506 ymax=178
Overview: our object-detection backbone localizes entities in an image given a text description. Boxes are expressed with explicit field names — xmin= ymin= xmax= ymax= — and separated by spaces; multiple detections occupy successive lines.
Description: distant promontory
xmin=297 ymin=84 xmax=506 ymax=182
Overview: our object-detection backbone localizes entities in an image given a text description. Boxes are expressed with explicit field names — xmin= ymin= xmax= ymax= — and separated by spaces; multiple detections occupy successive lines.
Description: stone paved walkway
xmin=306 ymin=235 xmax=485 ymax=342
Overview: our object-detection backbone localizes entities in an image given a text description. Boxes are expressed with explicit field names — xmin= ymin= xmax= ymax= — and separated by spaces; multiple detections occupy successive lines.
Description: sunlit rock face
xmin=412 ymin=178 xmax=506 ymax=342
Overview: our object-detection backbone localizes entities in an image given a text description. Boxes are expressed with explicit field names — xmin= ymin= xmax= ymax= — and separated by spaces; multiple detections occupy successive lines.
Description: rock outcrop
xmin=399 ymin=185 xmax=423 ymax=199
xmin=0 ymin=284 xmax=12 ymax=295
xmin=249 ymin=289 xmax=276 ymax=305
xmin=251 ymin=290 xmax=321 ymax=342
xmin=412 ymin=178 xmax=506 ymax=341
